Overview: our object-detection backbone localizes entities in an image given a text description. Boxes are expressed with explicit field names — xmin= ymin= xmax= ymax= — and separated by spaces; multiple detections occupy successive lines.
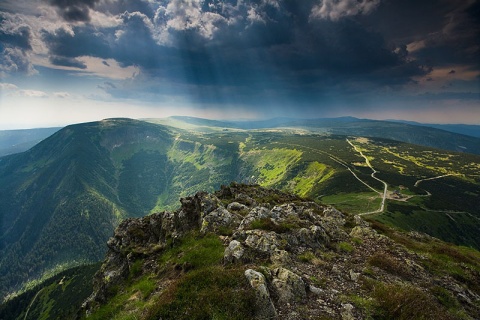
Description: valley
xmin=0 ymin=117 xmax=479 ymax=303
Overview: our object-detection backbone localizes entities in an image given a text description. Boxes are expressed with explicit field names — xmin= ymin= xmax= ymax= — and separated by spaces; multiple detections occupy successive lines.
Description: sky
xmin=0 ymin=0 xmax=479 ymax=129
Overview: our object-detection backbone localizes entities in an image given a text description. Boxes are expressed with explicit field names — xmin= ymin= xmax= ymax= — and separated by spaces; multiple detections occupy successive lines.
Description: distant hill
xmin=0 ymin=127 xmax=61 ymax=157
xmin=387 ymin=119 xmax=480 ymax=138
xmin=238 ymin=117 xmax=480 ymax=155
xmin=154 ymin=116 xmax=480 ymax=155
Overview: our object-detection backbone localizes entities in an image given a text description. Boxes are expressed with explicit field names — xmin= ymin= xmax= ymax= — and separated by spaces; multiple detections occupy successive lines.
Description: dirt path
xmin=346 ymin=139 xmax=388 ymax=216
xmin=414 ymin=174 xmax=462 ymax=187
xmin=24 ymin=288 xmax=44 ymax=320
xmin=274 ymin=140 xmax=387 ymax=215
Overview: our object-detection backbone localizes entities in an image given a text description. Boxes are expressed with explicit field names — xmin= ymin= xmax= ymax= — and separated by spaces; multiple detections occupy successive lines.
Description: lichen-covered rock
xmin=349 ymin=225 xmax=380 ymax=240
xmin=323 ymin=207 xmax=346 ymax=225
xmin=239 ymin=206 xmax=271 ymax=230
xmin=227 ymin=201 xmax=249 ymax=212
xmin=224 ymin=240 xmax=245 ymax=263
xmin=201 ymin=207 xmax=241 ymax=234
xmin=271 ymin=267 xmax=306 ymax=304
xmin=245 ymin=229 xmax=283 ymax=253
xmin=245 ymin=269 xmax=278 ymax=319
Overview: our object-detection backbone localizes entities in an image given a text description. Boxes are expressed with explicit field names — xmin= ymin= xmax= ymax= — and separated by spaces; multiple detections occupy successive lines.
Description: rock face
xmin=83 ymin=183 xmax=480 ymax=319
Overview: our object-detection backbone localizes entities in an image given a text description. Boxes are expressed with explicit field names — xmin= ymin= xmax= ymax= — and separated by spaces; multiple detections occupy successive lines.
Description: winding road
xmin=274 ymin=140 xmax=388 ymax=215
xmin=414 ymin=173 xmax=462 ymax=187
xmin=346 ymin=139 xmax=388 ymax=216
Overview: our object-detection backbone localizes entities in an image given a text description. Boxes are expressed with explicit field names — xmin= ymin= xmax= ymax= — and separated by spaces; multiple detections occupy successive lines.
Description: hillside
xmin=1 ymin=118 xmax=479 ymax=301
xmin=4 ymin=184 xmax=478 ymax=319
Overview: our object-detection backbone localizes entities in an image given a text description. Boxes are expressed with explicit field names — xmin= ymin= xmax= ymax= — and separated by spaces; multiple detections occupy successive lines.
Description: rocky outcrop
xmin=82 ymin=183 xmax=480 ymax=319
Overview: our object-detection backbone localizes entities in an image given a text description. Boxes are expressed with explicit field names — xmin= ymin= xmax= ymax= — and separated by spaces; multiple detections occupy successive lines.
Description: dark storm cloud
xmin=31 ymin=0 xmax=479 ymax=108
xmin=47 ymin=0 xmax=100 ymax=22
xmin=39 ymin=0 xmax=416 ymax=81
xmin=41 ymin=26 xmax=112 ymax=59
xmin=0 ymin=13 xmax=35 ymax=74
xmin=365 ymin=0 xmax=480 ymax=69
xmin=0 ymin=25 xmax=31 ymax=51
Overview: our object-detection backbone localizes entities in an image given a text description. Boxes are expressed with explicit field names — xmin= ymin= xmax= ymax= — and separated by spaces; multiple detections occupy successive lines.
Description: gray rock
xmin=309 ymin=284 xmax=323 ymax=295
xmin=323 ymin=207 xmax=346 ymax=225
xmin=341 ymin=303 xmax=355 ymax=320
xmin=271 ymin=249 xmax=291 ymax=265
xmin=239 ymin=206 xmax=271 ymax=230
xmin=245 ymin=229 xmax=282 ymax=253
xmin=272 ymin=267 xmax=307 ymax=304
xmin=235 ymin=193 xmax=256 ymax=206
xmin=224 ymin=240 xmax=245 ymax=263
xmin=201 ymin=207 xmax=241 ymax=234
xmin=227 ymin=201 xmax=249 ymax=212
xmin=245 ymin=269 xmax=278 ymax=319
xmin=349 ymin=269 xmax=360 ymax=282
xmin=354 ymin=215 xmax=369 ymax=227
xmin=350 ymin=226 xmax=379 ymax=239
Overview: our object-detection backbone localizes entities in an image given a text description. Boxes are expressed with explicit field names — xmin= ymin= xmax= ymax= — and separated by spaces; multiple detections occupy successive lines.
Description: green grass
xmin=158 ymin=232 xmax=225 ymax=270
xmin=290 ymin=161 xmax=335 ymax=197
xmin=148 ymin=266 xmax=256 ymax=320
xmin=87 ymin=275 xmax=157 ymax=320
xmin=240 ymin=148 xmax=302 ymax=186
xmin=298 ymin=251 xmax=316 ymax=263
xmin=371 ymin=282 xmax=454 ymax=320
xmin=248 ymin=217 xmax=299 ymax=234
xmin=322 ymin=192 xmax=381 ymax=214
xmin=337 ymin=241 xmax=354 ymax=253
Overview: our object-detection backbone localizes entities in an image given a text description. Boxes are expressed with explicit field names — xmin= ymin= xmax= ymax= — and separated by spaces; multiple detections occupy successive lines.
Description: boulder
xmin=271 ymin=267 xmax=307 ymax=304
xmin=245 ymin=269 xmax=278 ymax=319
xmin=224 ymin=240 xmax=245 ymax=263
xmin=201 ymin=207 xmax=241 ymax=234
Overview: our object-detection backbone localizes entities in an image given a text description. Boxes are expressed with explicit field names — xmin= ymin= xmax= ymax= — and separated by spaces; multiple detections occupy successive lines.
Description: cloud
xmin=311 ymin=0 xmax=381 ymax=21
xmin=2 ymin=0 xmax=477 ymax=117
xmin=47 ymin=0 xmax=100 ymax=22
xmin=402 ymin=1 xmax=480 ymax=69
xmin=53 ymin=91 xmax=70 ymax=98
xmin=0 ymin=18 xmax=32 ymax=50
xmin=0 ymin=47 xmax=37 ymax=75
xmin=17 ymin=89 xmax=49 ymax=98
xmin=0 ymin=82 xmax=19 ymax=90
xmin=50 ymin=55 xmax=87 ymax=69
xmin=0 ymin=12 xmax=37 ymax=75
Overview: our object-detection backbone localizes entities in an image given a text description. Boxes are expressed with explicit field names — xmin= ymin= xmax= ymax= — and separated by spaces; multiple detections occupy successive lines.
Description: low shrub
xmin=147 ymin=266 xmax=256 ymax=320
xmin=372 ymin=283 xmax=454 ymax=320
xmin=368 ymin=253 xmax=411 ymax=279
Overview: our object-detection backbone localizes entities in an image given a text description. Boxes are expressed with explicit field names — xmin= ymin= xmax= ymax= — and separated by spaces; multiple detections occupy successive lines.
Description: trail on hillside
xmin=414 ymin=174 xmax=462 ymax=187
xmin=346 ymin=139 xmax=388 ymax=216
xmin=24 ymin=287 xmax=45 ymax=320
xmin=273 ymin=141 xmax=385 ymax=214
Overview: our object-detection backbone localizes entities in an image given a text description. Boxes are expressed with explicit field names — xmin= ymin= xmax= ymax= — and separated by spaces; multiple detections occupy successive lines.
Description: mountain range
xmin=1 ymin=117 xmax=479 ymax=303
xmin=2 ymin=117 xmax=480 ymax=156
